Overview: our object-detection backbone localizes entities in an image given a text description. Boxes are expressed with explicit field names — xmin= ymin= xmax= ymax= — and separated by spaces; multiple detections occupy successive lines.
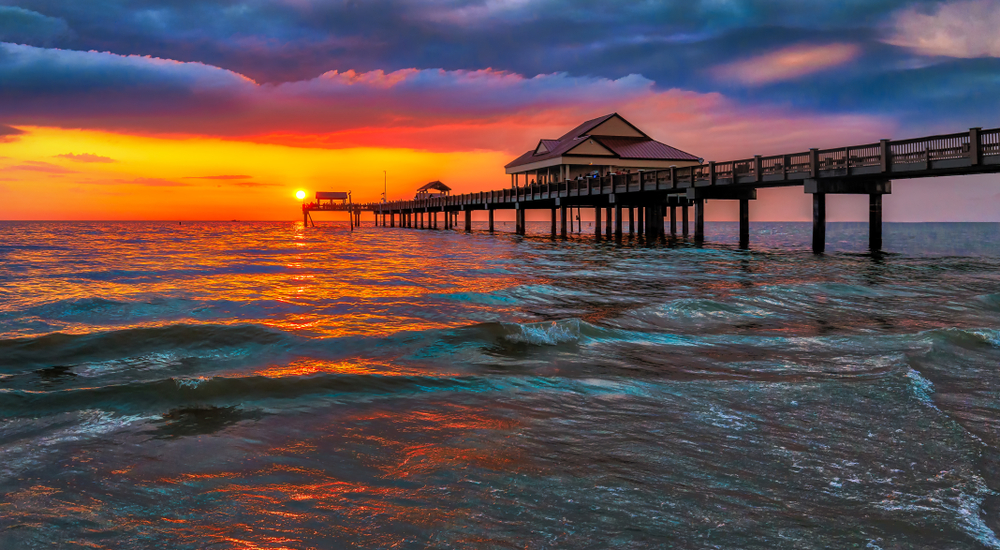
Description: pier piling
xmin=870 ymin=194 xmax=882 ymax=252
xmin=812 ymin=193 xmax=826 ymax=254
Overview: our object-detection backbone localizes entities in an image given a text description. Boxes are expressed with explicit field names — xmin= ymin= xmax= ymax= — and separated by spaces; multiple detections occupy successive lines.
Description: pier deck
xmin=308 ymin=126 xmax=1000 ymax=252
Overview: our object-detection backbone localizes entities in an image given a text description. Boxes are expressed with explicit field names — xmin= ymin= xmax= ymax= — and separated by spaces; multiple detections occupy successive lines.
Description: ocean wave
xmin=0 ymin=372 xmax=489 ymax=419
xmin=0 ymin=323 xmax=292 ymax=370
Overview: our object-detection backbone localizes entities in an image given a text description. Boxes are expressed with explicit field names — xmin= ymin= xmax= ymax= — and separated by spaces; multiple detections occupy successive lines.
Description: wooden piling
xmin=694 ymin=199 xmax=704 ymax=242
xmin=550 ymin=208 xmax=557 ymax=237
xmin=560 ymin=205 xmax=567 ymax=238
xmin=488 ymin=209 xmax=494 ymax=232
xmin=465 ymin=209 xmax=472 ymax=232
xmin=595 ymin=207 xmax=602 ymax=238
xmin=739 ymin=199 xmax=749 ymax=249
xmin=670 ymin=206 xmax=676 ymax=236
xmin=615 ymin=204 xmax=623 ymax=238
xmin=869 ymin=194 xmax=882 ymax=252
xmin=637 ymin=206 xmax=644 ymax=237
xmin=812 ymin=193 xmax=826 ymax=254
xmin=605 ymin=206 xmax=612 ymax=237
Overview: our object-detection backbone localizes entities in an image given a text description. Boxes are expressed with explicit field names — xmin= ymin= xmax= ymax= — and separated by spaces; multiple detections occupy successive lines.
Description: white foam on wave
xmin=0 ymin=409 xmax=150 ymax=482
xmin=504 ymin=319 xmax=581 ymax=346
xmin=174 ymin=376 xmax=210 ymax=389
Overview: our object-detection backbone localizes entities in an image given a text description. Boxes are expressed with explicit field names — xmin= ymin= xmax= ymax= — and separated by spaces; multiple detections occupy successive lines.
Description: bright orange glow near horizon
xmin=0 ymin=126 xmax=511 ymax=220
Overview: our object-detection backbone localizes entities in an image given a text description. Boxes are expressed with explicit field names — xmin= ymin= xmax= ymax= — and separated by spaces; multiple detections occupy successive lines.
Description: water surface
xmin=2 ymin=221 xmax=1000 ymax=548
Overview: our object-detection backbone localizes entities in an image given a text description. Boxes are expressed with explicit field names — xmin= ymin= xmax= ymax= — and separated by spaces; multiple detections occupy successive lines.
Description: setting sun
xmin=296 ymin=190 xmax=306 ymax=200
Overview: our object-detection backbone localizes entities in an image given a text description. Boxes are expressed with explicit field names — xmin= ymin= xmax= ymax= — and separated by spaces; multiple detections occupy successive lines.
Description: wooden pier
xmin=310 ymin=126 xmax=1000 ymax=253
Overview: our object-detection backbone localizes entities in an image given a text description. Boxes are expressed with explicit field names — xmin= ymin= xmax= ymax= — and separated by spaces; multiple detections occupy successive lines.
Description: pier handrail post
xmin=709 ymin=161 xmax=716 ymax=186
xmin=809 ymin=148 xmax=819 ymax=179
xmin=753 ymin=155 xmax=762 ymax=182
xmin=880 ymin=139 xmax=892 ymax=173
xmin=970 ymin=127 xmax=982 ymax=165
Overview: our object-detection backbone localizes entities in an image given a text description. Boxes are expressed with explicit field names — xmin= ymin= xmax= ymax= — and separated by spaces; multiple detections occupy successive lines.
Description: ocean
xmin=2 ymin=220 xmax=1000 ymax=549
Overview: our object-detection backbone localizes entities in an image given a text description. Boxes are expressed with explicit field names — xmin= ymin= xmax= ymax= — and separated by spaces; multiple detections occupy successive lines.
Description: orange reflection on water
xmin=252 ymin=358 xmax=429 ymax=378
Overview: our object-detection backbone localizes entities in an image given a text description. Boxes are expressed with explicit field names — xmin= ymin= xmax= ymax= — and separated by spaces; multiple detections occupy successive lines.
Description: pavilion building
xmin=414 ymin=180 xmax=451 ymax=200
xmin=504 ymin=113 xmax=702 ymax=186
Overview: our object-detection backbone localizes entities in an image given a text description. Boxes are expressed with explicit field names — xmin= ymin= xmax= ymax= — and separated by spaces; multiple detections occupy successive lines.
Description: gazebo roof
xmin=416 ymin=180 xmax=451 ymax=192
xmin=505 ymin=113 xmax=699 ymax=170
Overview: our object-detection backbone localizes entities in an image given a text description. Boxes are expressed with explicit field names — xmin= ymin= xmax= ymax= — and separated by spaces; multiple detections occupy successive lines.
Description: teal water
xmin=2 ymin=221 xmax=1000 ymax=548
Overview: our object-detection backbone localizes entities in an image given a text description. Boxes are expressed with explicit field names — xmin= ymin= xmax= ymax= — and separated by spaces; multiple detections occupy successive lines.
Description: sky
xmin=1 ymin=0 xmax=999 ymax=221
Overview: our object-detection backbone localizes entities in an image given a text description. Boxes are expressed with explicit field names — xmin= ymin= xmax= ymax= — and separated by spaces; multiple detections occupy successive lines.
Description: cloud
xmin=232 ymin=181 xmax=279 ymax=187
xmin=115 ymin=178 xmax=189 ymax=187
xmin=885 ymin=0 xmax=1000 ymax=58
xmin=183 ymin=174 xmax=252 ymax=179
xmin=55 ymin=153 xmax=116 ymax=163
xmin=710 ymin=43 xmax=861 ymax=85
xmin=0 ymin=123 xmax=26 ymax=143
xmin=9 ymin=161 xmax=76 ymax=173
xmin=0 ymin=6 xmax=72 ymax=46
xmin=0 ymin=42 xmax=900 ymax=160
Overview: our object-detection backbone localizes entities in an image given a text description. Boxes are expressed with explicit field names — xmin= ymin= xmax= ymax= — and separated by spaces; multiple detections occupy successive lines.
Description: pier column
xmin=560 ymin=205 xmax=567 ymax=238
xmin=391 ymin=212 xmax=395 ymax=227
xmin=515 ymin=207 xmax=525 ymax=235
xmin=694 ymin=199 xmax=704 ymax=242
xmin=605 ymin=206 xmax=613 ymax=237
xmin=615 ymin=204 xmax=623 ymax=238
xmin=628 ymin=207 xmax=634 ymax=236
xmin=488 ymin=209 xmax=495 ymax=232
xmin=870 ymin=194 xmax=882 ymax=252
xmin=465 ymin=209 xmax=472 ymax=232
xmin=812 ymin=193 xmax=826 ymax=254
xmin=303 ymin=211 xmax=308 ymax=228
xmin=670 ymin=206 xmax=677 ymax=236
xmin=637 ymin=206 xmax=644 ymax=237
xmin=551 ymin=208 xmax=557 ymax=237
xmin=595 ymin=207 xmax=602 ymax=239
xmin=739 ymin=199 xmax=749 ymax=249
xmin=682 ymin=205 xmax=689 ymax=237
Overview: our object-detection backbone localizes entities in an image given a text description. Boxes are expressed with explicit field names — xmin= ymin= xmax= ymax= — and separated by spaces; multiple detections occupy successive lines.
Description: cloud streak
xmin=710 ymin=43 xmax=861 ymax=85
xmin=55 ymin=153 xmax=116 ymax=163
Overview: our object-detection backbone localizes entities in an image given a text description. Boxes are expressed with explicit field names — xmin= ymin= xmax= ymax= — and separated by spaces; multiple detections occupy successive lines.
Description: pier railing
xmin=362 ymin=127 xmax=1000 ymax=213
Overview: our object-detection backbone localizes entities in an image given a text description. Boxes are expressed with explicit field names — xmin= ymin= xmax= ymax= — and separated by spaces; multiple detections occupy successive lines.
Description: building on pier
xmin=414 ymin=180 xmax=451 ymax=200
xmin=504 ymin=113 xmax=702 ymax=186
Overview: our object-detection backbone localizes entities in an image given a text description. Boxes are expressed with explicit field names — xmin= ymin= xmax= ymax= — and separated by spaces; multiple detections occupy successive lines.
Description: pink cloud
xmin=709 ymin=43 xmax=861 ymax=86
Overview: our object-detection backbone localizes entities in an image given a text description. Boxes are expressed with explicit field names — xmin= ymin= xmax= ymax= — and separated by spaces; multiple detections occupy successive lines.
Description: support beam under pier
xmin=488 ymin=209 xmax=494 ymax=233
xmin=551 ymin=208 xmax=557 ymax=237
xmin=560 ymin=206 xmax=567 ymax=238
xmin=615 ymin=204 xmax=622 ymax=239
xmin=465 ymin=209 xmax=472 ymax=232
xmin=595 ymin=207 xmax=602 ymax=239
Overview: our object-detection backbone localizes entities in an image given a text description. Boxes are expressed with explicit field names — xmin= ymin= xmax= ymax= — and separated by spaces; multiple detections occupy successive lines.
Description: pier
xmin=307 ymin=117 xmax=1000 ymax=253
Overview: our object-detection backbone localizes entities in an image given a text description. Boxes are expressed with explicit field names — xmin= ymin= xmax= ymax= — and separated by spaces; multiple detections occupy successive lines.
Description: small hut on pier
xmin=504 ymin=113 xmax=702 ymax=186
xmin=414 ymin=181 xmax=451 ymax=200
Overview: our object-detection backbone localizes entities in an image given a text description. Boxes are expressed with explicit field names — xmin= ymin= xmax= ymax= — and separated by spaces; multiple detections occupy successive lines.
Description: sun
xmin=295 ymin=190 xmax=306 ymax=200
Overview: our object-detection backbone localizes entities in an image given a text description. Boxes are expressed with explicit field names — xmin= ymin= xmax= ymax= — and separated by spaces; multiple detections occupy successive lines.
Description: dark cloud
xmin=0 ymin=0 xmax=995 ymax=147
xmin=0 ymin=123 xmax=25 ymax=142
xmin=0 ymin=5 xmax=70 ymax=45
xmin=55 ymin=152 xmax=116 ymax=162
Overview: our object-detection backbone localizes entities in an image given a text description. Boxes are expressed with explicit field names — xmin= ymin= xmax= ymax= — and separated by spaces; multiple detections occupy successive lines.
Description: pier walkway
xmin=308 ymin=126 xmax=1000 ymax=252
